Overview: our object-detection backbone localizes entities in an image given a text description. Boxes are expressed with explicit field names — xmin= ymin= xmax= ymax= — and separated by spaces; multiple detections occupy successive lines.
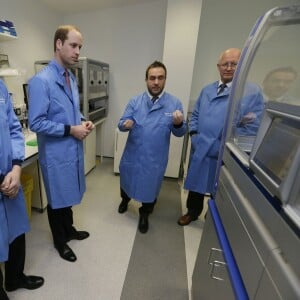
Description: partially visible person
xmin=262 ymin=66 xmax=298 ymax=104
xmin=28 ymin=25 xmax=94 ymax=262
xmin=235 ymin=82 xmax=264 ymax=136
xmin=0 ymin=79 xmax=44 ymax=300
xmin=118 ymin=61 xmax=187 ymax=233
xmin=178 ymin=48 xmax=241 ymax=226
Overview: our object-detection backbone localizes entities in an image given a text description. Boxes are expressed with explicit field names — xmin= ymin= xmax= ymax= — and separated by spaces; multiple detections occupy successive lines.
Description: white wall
xmin=189 ymin=0 xmax=300 ymax=110
xmin=163 ymin=0 xmax=202 ymax=115
xmin=0 ymin=0 xmax=62 ymax=104
xmin=64 ymin=0 xmax=168 ymax=157
xmin=161 ymin=0 xmax=202 ymax=177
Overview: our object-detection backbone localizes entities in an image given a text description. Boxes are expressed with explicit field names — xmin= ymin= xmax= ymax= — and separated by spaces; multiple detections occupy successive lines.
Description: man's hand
xmin=0 ymin=165 xmax=21 ymax=199
xmin=82 ymin=120 xmax=95 ymax=131
xmin=239 ymin=112 xmax=257 ymax=125
xmin=172 ymin=110 xmax=183 ymax=125
xmin=123 ymin=119 xmax=134 ymax=130
xmin=70 ymin=124 xmax=92 ymax=140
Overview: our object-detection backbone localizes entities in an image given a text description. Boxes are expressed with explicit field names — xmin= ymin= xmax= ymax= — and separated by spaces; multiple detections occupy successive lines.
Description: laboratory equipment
xmin=192 ymin=5 xmax=300 ymax=300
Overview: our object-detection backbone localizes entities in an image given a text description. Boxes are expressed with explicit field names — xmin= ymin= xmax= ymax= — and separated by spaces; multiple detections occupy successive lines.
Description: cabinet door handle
xmin=208 ymin=247 xmax=223 ymax=265
xmin=208 ymin=199 xmax=249 ymax=299
xmin=210 ymin=260 xmax=227 ymax=281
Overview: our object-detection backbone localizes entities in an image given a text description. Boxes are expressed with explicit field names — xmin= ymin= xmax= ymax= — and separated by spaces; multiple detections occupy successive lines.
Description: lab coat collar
xmin=147 ymin=90 xmax=165 ymax=103
xmin=51 ymin=59 xmax=66 ymax=77
xmin=50 ymin=59 xmax=73 ymax=101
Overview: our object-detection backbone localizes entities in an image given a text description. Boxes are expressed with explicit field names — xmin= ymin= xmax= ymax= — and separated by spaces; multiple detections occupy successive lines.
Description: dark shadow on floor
xmin=121 ymin=179 xmax=189 ymax=300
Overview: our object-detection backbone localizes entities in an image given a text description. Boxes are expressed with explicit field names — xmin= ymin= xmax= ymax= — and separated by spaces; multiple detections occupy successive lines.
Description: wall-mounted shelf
xmin=0 ymin=20 xmax=17 ymax=41
xmin=0 ymin=33 xmax=17 ymax=41
xmin=0 ymin=53 xmax=19 ymax=77
xmin=0 ymin=68 xmax=19 ymax=77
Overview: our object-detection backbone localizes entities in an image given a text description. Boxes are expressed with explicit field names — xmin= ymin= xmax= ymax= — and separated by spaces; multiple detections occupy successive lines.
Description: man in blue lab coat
xmin=28 ymin=25 xmax=94 ymax=262
xmin=178 ymin=48 xmax=242 ymax=226
xmin=178 ymin=48 xmax=264 ymax=226
xmin=0 ymin=80 xmax=44 ymax=300
xmin=118 ymin=61 xmax=187 ymax=233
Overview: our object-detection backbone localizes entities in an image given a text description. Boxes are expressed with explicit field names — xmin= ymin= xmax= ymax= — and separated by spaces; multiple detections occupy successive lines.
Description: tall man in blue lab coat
xmin=118 ymin=61 xmax=187 ymax=233
xmin=0 ymin=80 xmax=44 ymax=300
xmin=178 ymin=48 xmax=238 ymax=225
xmin=28 ymin=25 xmax=94 ymax=262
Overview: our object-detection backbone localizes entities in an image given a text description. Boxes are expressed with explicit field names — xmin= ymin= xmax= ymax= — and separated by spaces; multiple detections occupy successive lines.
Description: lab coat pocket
xmin=128 ymin=124 xmax=143 ymax=147
xmin=207 ymin=138 xmax=220 ymax=158
xmin=159 ymin=112 xmax=173 ymax=127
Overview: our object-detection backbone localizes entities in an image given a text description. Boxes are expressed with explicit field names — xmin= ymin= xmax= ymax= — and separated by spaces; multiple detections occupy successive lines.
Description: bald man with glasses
xmin=178 ymin=48 xmax=240 ymax=226
xmin=178 ymin=48 xmax=264 ymax=226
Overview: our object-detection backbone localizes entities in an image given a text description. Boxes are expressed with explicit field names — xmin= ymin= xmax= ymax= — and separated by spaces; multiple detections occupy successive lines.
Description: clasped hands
xmin=71 ymin=121 xmax=95 ymax=140
xmin=0 ymin=165 xmax=21 ymax=199
xmin=239 ymin=112 xmax=257 ymax=125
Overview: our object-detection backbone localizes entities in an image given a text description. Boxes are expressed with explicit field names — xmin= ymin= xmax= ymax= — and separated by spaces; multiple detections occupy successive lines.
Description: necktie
xmin=64 ymin=69 xmax=71 ymax=90
xmin=217 ymin=83 xmax=227 ymax=95
xmin=151 ymin=96 xmax=158 ymax=103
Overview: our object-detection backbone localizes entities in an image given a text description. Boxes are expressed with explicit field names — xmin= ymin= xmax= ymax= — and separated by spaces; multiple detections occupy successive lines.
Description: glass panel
xmin=230 ymin=22 xmax=300 ymax=153
xmin=253 ymin=117 xmax=300 ymax=185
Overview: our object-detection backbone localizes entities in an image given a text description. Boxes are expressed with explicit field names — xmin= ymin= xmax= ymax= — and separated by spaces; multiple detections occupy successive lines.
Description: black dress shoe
xmin=118 ymin=199 xmax=128 ymax=213
xmin=55 ymin=244 xmax=77 ymax=262
xmin=138 ymin=214 xmax=149 ymax=233
xmin=68 ymin=231 xmax=90 ymax=241
xmin=0 ymin=287 xmax=9 ymax=299
xmin=5 ymin=275 xmax=44 ymax=292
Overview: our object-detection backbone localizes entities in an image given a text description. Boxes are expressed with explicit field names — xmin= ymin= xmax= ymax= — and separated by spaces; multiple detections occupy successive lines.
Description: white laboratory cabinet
xmin=113 ymin=128 xmax=184 ymax=178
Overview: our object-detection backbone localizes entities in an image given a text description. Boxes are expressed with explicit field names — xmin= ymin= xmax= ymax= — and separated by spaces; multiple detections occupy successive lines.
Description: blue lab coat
xmin=0 ymin=80 xmax=29 ymax=262
xmin=184 ymin=81 xmax=230 ymax=194
xmin=235 ymin=82 xmax=264 ymax=136
xmin=184 ymin=81 xmax=264 ymax=194
xmin=119 ymin=92 xmax=187 ymax=202
xmin=28 ymin=60 xmax=85 ymax=209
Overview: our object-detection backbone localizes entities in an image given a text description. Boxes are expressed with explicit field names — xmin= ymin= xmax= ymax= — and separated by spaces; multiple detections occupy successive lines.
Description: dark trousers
xmin=121 ymin=188 xmax=156 ymax=215
xmin=186 ymin=191 xmax=205 ymax=218
xmin=0 ymin=269 xmax=6 ymax=299
xmin=4 ymin=234 xmax=26 ymax=285
xmin=47 ymin=205 xmax=76 ymax=248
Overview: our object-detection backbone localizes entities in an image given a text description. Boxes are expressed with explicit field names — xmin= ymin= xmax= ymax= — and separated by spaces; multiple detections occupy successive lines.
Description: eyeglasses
xmin=218 ymin=62 xmax=238 ymax=69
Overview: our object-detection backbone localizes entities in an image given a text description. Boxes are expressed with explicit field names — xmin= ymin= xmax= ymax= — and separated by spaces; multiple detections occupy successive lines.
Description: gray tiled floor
xmin=5 ymin=158 xmax=204 ymax=300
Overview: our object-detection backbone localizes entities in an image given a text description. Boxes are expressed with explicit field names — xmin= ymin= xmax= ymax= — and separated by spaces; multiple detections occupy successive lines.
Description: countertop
xmin=24 ymin=131 xmax=38 ymax=165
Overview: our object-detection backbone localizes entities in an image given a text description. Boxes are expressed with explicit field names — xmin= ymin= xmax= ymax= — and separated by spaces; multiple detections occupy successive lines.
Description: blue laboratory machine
xmin=192 ymin=5 xmax=300 ymax=300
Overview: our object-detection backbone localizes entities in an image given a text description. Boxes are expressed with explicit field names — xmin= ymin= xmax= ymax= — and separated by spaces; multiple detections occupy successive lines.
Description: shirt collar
xmin=147 ymin=90 xmax=165 ymax=102
xmin=218 ymin=80 xmax=232 ymax=88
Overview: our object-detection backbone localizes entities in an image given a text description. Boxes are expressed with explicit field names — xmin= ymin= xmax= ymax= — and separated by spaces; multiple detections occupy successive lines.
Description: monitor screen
xmin=253 ymin=117 xmax=300 ymax=185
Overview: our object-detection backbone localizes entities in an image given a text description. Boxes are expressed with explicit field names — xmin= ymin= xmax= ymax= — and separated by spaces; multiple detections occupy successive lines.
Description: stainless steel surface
xmin=34 ymin=57 xmax=110 ymax=122
xmin=72 ymin=57 xmax=109 ymax=122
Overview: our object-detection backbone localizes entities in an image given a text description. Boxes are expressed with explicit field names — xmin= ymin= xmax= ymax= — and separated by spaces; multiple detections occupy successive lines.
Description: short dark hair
xmin=264 ymin=66 xmax=297 ymax=82
xmin=54 ymin=25 xmax=81 ymax=52
xmin=145 ymin=61 xmax=167 ymax=80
